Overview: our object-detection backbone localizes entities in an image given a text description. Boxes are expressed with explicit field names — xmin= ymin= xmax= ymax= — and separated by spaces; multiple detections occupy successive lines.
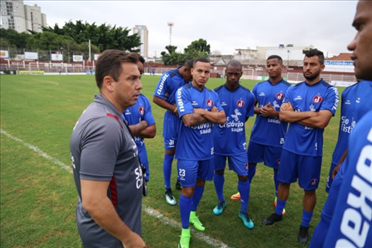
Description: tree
xmin=161 ymin=45 xmax=186 ymax=65
xmin=184 ymin=39 xmax=210 ymax=59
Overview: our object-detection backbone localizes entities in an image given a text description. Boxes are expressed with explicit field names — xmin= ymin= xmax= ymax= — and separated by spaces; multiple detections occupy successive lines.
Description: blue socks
xmin=274 ymin=170 xmax=279 ymax=197
xmin=275 ymin=199 xmax=286 ymax=216
xmin=179 ymin=195 xmax=193 ymax=229
xmin=248 ymin=164 xmax=256 ymax=183
xmin=191 ymin=186 xmax=204 ymax=211
xmin=238 ymin=180 xmax=250 ymax=213
xmin=163 ymin=153 xmax=174 ymax=189
xmin=301 ymin=209 xmax=313 ymax=227
xmin=214 ymin=173 xmax=225 ymax=202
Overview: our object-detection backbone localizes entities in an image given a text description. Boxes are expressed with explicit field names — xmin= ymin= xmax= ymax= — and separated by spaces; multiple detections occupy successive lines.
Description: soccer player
xmin=70 ymin=50 xmax=146 ymax=247
xmin=176 ymin=57 xmax=226 ymax=248
xmin=153 ymin=60 xmax=193 ymax=206
xmin=231 ymin=55 xmax=290 ymax=213
xmin=310 ymin=1 xmax=372 ymax=246
xmin=122 ymin=56 xmax=156 ymax=182
xmin=263 ymin=49 xmax=339 ymax=245
xmin=212 ymin=60 xmax=255 ymax=229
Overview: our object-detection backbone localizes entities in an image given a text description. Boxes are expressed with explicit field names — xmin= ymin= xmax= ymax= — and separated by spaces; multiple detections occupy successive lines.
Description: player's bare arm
xmin=130 ymin=122 xmax=156 ymax=139
xmin=182 ymin=112 xmax=208 ymax=127
xmin=80 ymin=180 xmax=146 ymax=248
xmin=298 ymin=110 xmax=333 ymax=129
xmin=194 ymin=108 xmax=226 ymax=124
xmin=279 ymin=102 xmax=316 ymax=122
xmin=153 ymin=95 xmax=178 ymax=114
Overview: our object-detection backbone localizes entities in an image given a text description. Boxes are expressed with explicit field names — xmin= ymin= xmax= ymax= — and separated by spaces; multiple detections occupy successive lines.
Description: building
xmin=133 ymin=25 xmax=148 ymax=58
xmin=0 ymin=0 xmax=47 ymax=33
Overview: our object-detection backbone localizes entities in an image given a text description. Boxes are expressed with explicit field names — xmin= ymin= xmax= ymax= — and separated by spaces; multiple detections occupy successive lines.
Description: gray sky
xmin=25 ymin=0 xmax=358 ymax=57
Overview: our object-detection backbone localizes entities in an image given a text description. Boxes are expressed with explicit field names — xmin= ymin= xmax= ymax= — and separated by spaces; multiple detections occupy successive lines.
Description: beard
xmin=303 ymin=70 xmax=321 ymax=81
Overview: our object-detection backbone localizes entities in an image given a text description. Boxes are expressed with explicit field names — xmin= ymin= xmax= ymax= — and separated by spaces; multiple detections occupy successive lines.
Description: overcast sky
xmin=25 ymin=0 xmax=359 ymax=57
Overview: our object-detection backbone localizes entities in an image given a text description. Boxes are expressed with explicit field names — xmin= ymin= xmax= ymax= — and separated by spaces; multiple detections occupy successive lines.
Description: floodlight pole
xmin=168 ymin=22 xmax=174 ymax=45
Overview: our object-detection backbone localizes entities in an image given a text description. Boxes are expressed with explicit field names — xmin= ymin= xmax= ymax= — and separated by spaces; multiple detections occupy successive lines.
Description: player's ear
xmin=102 ymin=75 xmax=115 ymax=92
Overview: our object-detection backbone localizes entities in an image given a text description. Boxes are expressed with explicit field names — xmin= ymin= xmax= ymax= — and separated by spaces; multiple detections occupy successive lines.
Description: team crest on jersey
xmin=206 ymin=99 xmax=213 ymax=107
xmin=138 ymin=106 xmax=144 ymax=115
xmin=276 ymin=93 xmax=284 ymax=100
xmin=312 ymin=95 xmax=323 ymax=104
xmin=237 ymin=100 xmax=245 ymax=107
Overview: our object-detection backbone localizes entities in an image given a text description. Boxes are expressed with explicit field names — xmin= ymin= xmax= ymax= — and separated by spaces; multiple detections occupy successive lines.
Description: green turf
xmin=1 ymin=74 xmax=343 ymax=248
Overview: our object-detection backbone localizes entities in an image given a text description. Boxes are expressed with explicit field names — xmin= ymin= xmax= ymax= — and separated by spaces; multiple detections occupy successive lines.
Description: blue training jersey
xmin=331 ymin=80 xmax=372 ymax=165
xmin=175 ymin=83 xmax=224 ymax=160
xmin=122 ymin=94 xmax=155 ymax=148
xmin=323 ymin=109 xmax=372 ymax=248
xmin=283 ymin=79 xmax=339 ymax=156
xmin=153 ymin=68 xmax=188 ymax=105
xmin=250 ymin=79 xmax=291 ymax=147
xmin=213 ymin=84 xmax=255 ymax=156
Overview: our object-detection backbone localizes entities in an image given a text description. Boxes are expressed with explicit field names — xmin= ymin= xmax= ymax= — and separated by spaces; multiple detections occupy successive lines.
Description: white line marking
xmin=1 ymin=128 xmax=231 ymax=248
xmin=1 ymin=129 xmax=72 ymax=173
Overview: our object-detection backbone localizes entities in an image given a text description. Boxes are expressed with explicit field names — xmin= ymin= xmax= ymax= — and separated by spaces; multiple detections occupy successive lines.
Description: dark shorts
xmin=177 ymin=159 xmax=214 ymax=187
xmin=214 ymin=153 xmax=248 ymax=176
xmin=247 ymin=141 xmax=282 ymax=169
xmin=278 ymin=149 xmax=322 ymax=190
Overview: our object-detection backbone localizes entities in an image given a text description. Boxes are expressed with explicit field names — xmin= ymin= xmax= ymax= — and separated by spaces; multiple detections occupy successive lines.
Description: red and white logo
xmin=312 ymin=95 xmax=323 ymax=104
xmin=206 ymin=99 xmax=213 ymax=107
xmin=276 ymin=93 xmax=284 ymax=100
xmin=139 ymin=106 xmax=144 ymax=115
xmin=237 ymin=100 xmax=245 ymax=107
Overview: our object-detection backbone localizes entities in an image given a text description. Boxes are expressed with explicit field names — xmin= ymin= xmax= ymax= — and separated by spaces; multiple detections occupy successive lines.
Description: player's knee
xmin=182 ymin=187 xmax=194 ymax=197
xmin=165 ymin=149 xmax=175 ymax=155
xmin=238 ymin=175 xmax=249 ymax=181
xmin=196 ymin=179 xmax=205 ymax=187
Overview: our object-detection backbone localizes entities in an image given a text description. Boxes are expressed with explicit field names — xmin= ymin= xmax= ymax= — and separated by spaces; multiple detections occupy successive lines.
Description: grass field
xmin=0 ymin=74 xmax=343 ymax=248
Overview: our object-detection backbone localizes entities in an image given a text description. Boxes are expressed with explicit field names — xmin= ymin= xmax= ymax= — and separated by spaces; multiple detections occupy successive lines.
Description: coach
xmin=70 ymin=50 xmax=147 ymax=247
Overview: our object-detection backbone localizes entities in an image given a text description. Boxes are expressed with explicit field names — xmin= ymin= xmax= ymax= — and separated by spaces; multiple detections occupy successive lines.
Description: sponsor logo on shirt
xmin=276 ymin=92 xmax=284 ymax=100
xmin=237 ymin=100 xmax=245 ymax=107
xmin=177 ymin=88 xmax=185 ymax=112
xmin=312 ymin=95 xmax=323 ymax=104
xmin=356 ymin=97 xmax=361 ymax=103
xmin=156 ymin=73 xmax=169 ymax=95
xmin=345 ymin=99 xmax=351 ymax=105
xmin=341 ymin=116 xmax=356 ymax=134
xmin=294 ymin=96 xmax=302 ymax=101
xmin=124 ymin=109 xmax=131 ymax=115
xmin=139 ymin=106 xmax=144 ymax=116
xmin=192 ymin=101 xmax=198 ymax=106
xmin=259 ymin=92 xmax=265 ymax=96
xmin=206 ymin=99 xmax=213 ymax=107
xmin=221 ymin=102 xmax=227 ymax=106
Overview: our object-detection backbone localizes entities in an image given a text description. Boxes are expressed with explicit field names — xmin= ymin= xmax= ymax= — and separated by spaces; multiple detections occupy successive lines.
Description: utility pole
xmin=167 ymin=22 xmax=174 ymax=45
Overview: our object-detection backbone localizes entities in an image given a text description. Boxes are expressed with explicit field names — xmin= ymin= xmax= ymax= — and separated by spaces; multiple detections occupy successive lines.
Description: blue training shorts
xmin=177 ymin=159 xmax=214 ymax=187
xmin=163 ymin=111 xmax=180 ymax=151
xmin=214 ymin=153 xmax=248 ymax=176
xmin=247 ymin=141 xmax=282 ymax=169
xmin=278 ymin=149 xmax=322 ymax=190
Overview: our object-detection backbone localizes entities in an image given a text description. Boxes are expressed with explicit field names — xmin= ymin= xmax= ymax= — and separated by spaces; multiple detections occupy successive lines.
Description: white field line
xmin=1 ymin=128 xmax=231 ymax=248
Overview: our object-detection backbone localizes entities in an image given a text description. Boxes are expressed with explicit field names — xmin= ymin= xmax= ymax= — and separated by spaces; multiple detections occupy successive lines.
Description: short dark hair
xmin=138 ymin=55 xmax=145 ymax=64
xmin=304 ymin=49 xmax=325 ymax=65
xmin=184 ymin=59 xmax=194 ymax=69
xmin=193 ymin=57 xmax=210 ymax=66
xmin=95 ymin=50 xmax=139 ymax=89
xmin=227 ymin=59 xmax=242 ymax=71
xmin=267 ymin=55 xmax=283 ymax=64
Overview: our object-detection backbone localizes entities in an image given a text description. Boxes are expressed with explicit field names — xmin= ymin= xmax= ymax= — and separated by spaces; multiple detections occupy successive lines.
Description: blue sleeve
xmin=246 ymin=92 xmax=255 ymax=117
xmin=153 ymin=72 xmax=170 ymax=99
xmin=177 ymin=87 xmax=194 ymax=118
xmin=213 ymin=91 xmax=224 ymax=111
xmin=321 ymin=86 xmax=339 ymax=115
xmin=283 ymin=85 xmax=293 ymax=104
xmin=252 ymin=83 xmax=258 ymax=98
xmin=143 ymin=97 xmax=155 ymax=126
